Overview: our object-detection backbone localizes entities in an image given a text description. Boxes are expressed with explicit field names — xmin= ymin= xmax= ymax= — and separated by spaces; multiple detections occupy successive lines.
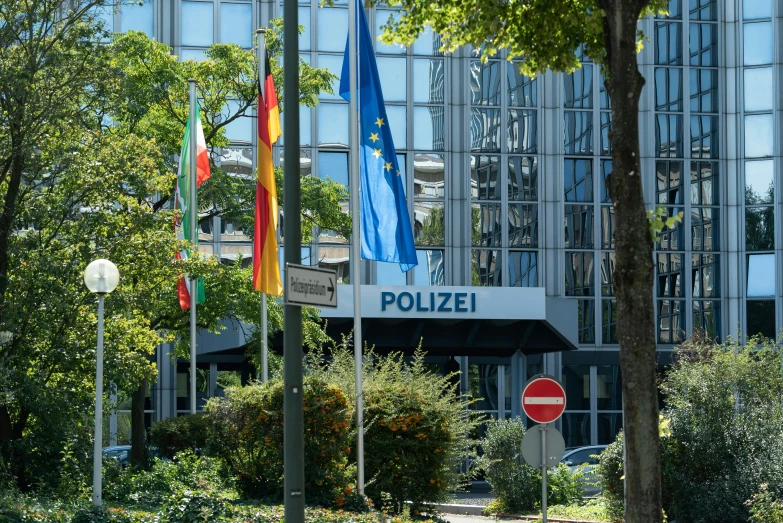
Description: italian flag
xmin=175 ymin=102 xmax=211 ymax=310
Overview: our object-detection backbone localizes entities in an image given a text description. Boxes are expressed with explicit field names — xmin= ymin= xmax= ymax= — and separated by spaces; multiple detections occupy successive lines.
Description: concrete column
xmin=448 ymin=47 xmax=471 ymax=286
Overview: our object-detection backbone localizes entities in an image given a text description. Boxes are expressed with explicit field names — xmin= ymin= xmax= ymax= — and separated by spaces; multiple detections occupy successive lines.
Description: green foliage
xmin=647 ymin=207 xmax=684 ymax=242
xmin=596 ymin=431 xmax=624 ymax=522
xmin=747 ymin=484 xmax=783 ymax=523
xmin=158 ymin=490 xmax=230 ymax=523
xmin=306 ymin=344 xmax=479 ymax=514
xmin=148 ymin=414 xmax=215 ymax=459
xmin=206 ymin=379 xmax=354 ymax=506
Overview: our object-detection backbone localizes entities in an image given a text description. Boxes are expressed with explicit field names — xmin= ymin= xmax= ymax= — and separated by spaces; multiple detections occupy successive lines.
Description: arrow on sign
xmin=327 ymin=278 xmax=334 ymax=301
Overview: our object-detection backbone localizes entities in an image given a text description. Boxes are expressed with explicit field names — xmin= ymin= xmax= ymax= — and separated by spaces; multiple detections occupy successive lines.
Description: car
xmin=560 ymin=445 xmax=608 ymax=497
xmin=103 ymin=445 xmax=168 ymax=468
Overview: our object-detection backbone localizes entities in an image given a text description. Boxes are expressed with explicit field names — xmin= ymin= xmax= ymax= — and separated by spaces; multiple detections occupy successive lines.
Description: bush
xmin=149 ymin=414 xmax=215 ymax=459
xmin=206 ymin=378 xmax=354 ymax=506
xmin=158 ymin=490 xmax=229 ymax=523
xmin=306 ymin=346 xmax=479 ymax=514
xmin=478 ymin=418 xmax=587 ymax=514
xmin=747 ymin=484 xmax=783 ymax=523
xmin=596 ymin=431 xmax=624 ymax=522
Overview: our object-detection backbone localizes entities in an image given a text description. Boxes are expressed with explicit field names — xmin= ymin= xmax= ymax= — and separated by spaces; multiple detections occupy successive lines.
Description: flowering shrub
xmin=206 ymin=378 xmax=355 ymax=506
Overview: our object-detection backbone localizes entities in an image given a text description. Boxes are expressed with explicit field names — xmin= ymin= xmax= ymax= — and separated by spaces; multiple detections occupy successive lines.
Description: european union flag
xmin=340 ymin=0 xmax=418 ymax=272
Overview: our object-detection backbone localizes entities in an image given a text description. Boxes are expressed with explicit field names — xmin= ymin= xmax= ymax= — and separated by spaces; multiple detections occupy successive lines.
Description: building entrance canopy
xmin=276 ymin=286 xmax=577 ymax=357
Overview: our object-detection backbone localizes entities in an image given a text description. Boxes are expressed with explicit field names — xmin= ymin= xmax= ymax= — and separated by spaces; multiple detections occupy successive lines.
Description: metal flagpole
xmin=347 ymin=0 xmax=364 ymax=496
xmin=188 ymin=79 xmax=198 ymax=415
xmin=257 ymin=28 xmax=269 ymax=384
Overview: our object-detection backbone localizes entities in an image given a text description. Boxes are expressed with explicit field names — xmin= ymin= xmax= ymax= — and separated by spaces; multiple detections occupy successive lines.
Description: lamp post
xmin=84 ymin=259 xmax=120 ymax=507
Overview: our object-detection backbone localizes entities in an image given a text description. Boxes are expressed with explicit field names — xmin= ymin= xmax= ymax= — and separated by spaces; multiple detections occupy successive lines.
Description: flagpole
xmin=188 ymin=79 xmax=198 ymax=415
xmin=347 ymin=0 xmax=364 ymax=496
xmin=257 ymin=28 xmax=269 ymax=384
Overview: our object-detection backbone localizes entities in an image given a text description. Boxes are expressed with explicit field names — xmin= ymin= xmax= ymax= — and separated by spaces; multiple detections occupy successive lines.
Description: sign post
xmin=521 ymin=375 xmax=567 ymax=523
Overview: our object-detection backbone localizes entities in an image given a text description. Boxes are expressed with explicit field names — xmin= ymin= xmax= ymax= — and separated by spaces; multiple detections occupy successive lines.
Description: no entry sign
xmin=522 ymin=375 xmax=566 ymax=424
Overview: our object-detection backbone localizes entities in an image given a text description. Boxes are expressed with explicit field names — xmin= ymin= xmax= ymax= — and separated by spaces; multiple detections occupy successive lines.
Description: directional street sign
xmin=284 ymin=263 xmax=338 ymax=308
xmin=522 ymin=375 xmax=567 ymax=424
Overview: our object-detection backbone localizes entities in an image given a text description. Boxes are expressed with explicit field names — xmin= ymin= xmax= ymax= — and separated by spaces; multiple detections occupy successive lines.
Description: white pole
xmin=92 ymin=294 xmax=105 ymax=506
xmin=257 ymin=29 xmax=269 ymax=384
xmin=347 ymin=0 xmax=364 ymax=495
xmin=541 ymin=424 xmax=547 ymax=522
xmin=189 ymin=79 xmax=198 ymax=415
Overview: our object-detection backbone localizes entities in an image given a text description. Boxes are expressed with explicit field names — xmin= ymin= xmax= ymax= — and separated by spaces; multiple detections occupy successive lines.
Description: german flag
xmin=253 ymin=56 xmax=283 ymax=295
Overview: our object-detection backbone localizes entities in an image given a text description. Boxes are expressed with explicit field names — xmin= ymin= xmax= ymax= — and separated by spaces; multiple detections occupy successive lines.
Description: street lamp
xmin=84 ymin=259 xmax=120 ymax=507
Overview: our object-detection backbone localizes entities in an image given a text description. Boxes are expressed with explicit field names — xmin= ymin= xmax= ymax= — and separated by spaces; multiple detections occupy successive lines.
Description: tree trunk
xmin=599 ymin=1 xmax=662 ymax=522
xmin=0 ymin=404 xmax=29 ymax=490
xmin=130 ymin=377 xmax=148 ymax=469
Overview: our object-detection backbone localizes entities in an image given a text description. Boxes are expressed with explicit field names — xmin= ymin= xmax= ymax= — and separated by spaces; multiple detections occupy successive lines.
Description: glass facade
xmin=109 ymin=0 xmax=779 ymax=448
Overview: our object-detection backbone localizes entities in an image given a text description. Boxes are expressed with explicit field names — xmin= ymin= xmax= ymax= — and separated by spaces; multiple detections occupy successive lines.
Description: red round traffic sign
xmin=522 ymin=376 xmax=566 ymax=424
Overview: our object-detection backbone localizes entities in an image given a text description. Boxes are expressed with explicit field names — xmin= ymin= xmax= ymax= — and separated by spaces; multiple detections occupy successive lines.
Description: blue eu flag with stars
xmin=340 ymin=0 xmax=418 ymax=272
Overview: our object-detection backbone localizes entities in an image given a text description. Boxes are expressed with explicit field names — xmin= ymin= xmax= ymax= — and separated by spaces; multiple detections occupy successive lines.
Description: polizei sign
xmin=381 ymin=291 xmax=476 ymax=312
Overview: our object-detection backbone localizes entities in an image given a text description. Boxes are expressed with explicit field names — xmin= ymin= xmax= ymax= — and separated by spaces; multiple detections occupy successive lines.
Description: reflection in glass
xmin=318 ymin=7 xmax=348 ymax=52
xmin=565 ymin=251 xmax=594 ymax=296
xmin=693 ymin=300 xmax=720 ymax=340
xmin=744 ymin=0 xmax=772 ymax=20
xmin=412 ymin=26 xmax=441 ymax=55
xmin=690 ymin=0 xmax=716 ymax=20
xmin=747 ymin=301 xmax=775 ymax=339
xmin=220 ymin=3 xmax=251 ymax=47
xmin=223 ymin=100 xmax=251 ymax=143
xmin=318 ymin=245 xmax=350 ymax=283
xmin=318 ymin=103 xmax=349 ymax=146
xmin=413 ymin=59 xmax=445 ymax=103
xmin=744 ymin=114 xmax=773 ymax=158
xmin=746 ymin=207 xmax=774 ymax=251
xmin=691 ymin=161 xmax=717 ymax=205
xmin=181 ymin=1 xmax=214 ymax=47
xmin=375 ymin=10 xmax=406 ymax=54
xmin=747 ymin=254 xmax=775 ymax=297
xmin=658 ymin=299 xmax=685 ymax=343
xmin=655 ymin=22 xmax=683 ymax=65
xmin=690 ymin=115 xmax=718 ymax=159
xmin=659 ymin=0 xmax=681 ymax=18
xmin=472 ymin=203 xmax=502 ymax=247
xmin=689 ymin=23 xmax=717 ymax=66
xmin=414 ymin=154 xmax=445 ymax=198
xmin=744 ymin=67 xmax=773 ymax=112
xmin=413 ymin=249 xmax=445 ymax=286
xmin=376 ymin=261 xmax=406 ymax=285
xmin=470 ymin=108 xmax=501 ymax=152
xmin=601 ymin=252 xmax=615 ymax=296
xmin=472 ymin=249 xmax=501 ymax=286
xmin=298 ymin=7 xmax=310 ymax=50
xmin=744 ymin=22 xmax=772 ymax=66
xmin=377 ymin=57 xmax=406 ymax=102
xmin=577 ymin=300 xmax=595 ymax=343
xmin=507 ymin=110 xmax=537 ymax=153
xmin=386 ymin=104 xmax=407 ymax=149
xmin=415 ymin=106 xmax=445 ymax=150
xmin=601 ymin=160 xmax=613 ymax=203
xmin=93 ymin=4 xmax=114 ymax=34
xmin=121 ymin=0 xmax=153 ymax=34
xmin=564 ymin=159 xmax=593 ymax=202
xmin=508 ymin=64 xmax=537 ymax=106
xmin=657 ymin=253 xmax=682 ymax=298
xmin=508 ymin=251 xmax=537 ymax=287
xmin=655 ymin=67 xmax=682 ymax=111
xmin=597 ymin=413 xmax=623 ymax=444
xmin=414 ymin=201 xmax=445 ymax=246
xmin=318 ymin=151 xmax=349 ymax=187
xmin=656 ymin=207 xmax=683 ymax=250
xmin=470 ymin=60 xmax=501 ymax=105
xmin=601 ymin=206 xmax=614 ymax=249
xmin=470 ymin=155 xmax=500 ymax=200
xmin=745 ymin=160 xmax=773 ymax=204
xmin=180 ymin=49 xmax=206 ymax=61
xmin=508 ymin=204 xmax=538 ymax=248
xmin=600 ymin=112 xmax=612 ymax=155
xmin=563 ymin=365 xmax=590 ymax=410
xmin=690 ymin=68 xmax=717 ymax=113
xmin=217 ymin=147 xmax=252 ymax=177
xmin=564 ymin=205 xmax=594 ymax=248
xmin=563 ymin=111 xmax=593 ymax=155
xmin=508 ymin=156 xmax=537 ymax=201
xmin=317 ymin=54 xmax=343 ymax=101
xmin=563 ymin=412 xmax=591 ymax=447
xmin=656 ymin=114 xmax=683 ymax=157
xmin=692 ymin=254 xmax=719 ymax=298
xmin=596 ymin=365 xmax=622 ymax=409
xmin=691 ymin=208 xmax=718 ymax=250
xmin=563 ymin=65 xmax=593 ymax=108
xmin=602 ymin=300 xmax=619 ymax=344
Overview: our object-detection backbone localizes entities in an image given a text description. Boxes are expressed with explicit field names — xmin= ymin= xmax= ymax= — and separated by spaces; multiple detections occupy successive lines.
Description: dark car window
xmin=565 ymin=448 xmax=601 ymax=465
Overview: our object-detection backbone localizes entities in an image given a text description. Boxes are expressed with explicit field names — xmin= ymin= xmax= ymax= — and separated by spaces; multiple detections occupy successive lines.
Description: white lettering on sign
xmin=524 ymin=397 xmax=565 ymax=405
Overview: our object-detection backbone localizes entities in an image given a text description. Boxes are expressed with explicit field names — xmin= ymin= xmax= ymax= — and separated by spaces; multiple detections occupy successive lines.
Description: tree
xmin=377 ymin=0 xmax=667 ymax=520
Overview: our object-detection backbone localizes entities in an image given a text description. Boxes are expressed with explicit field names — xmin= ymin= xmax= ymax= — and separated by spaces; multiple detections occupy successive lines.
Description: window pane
xmin=565 ymin=251 xmax=594 ymax=296
xmin=470 ymin=108 xmax=501 ymax=152
xmin=745 ymin=114 xmax=773 ymax=158
xmin=182 ymin=1 xmax=214 ymax=47
xmin=415 ymin=106 xmax=445 ymax=151
xmin=656 ymin=114 xmax=683 ymax=157
xmin=413 ymin=249 xmax=445 ymax=285
xmin=318 ymin=103 xmax=349 ymax=146
xmin=317 ymin=7 xmax=347 ymax=53
xmin=224 ymin=100 xmax=251 ymax=143
xmin=690 ymin=68 xmax=717 ymax=113
xmin=375 ymin=10 xmax=406 ymax=54
xmin=471 ymin=60 xmax=501 ymax=105
xmin=601 ymin=160 xmax=613 ymax=203
xmin=507 ymin=110 xmax=537 ymax=153
xmin=376 ymin=261 xmax=406 ymax=285
xmin=597 ymin=413 xmax=623 ymax=445
xmin=508 ymin=156 xmax=537 ymax=201
xmin=657 ymin=299 xmax=685 ymax=343
xmin=413 ymin=59 xmax=445 ymax=103
xmin=318 ymin=245 xmax=350 ymax=283
xmin=564 ymin=159 xmax=593 ymax=202
xmin=508 ymin=203 xmax=538 ymax=247
xmin=180 ymin=48 xmax=206 ymax=61
xmin=746 ymin=207 xmax=774 ymax=251
xmin=385 ymin=104 xmax=407 ymax=150
xmin=218 ymin=146 xmax=252 ymax=177
xmin=564 ymin=205 xmax=594 ymax=249
xmin=412 ymin=25 xmax=439 ymax=55
xmin=657 ymin=253 xmax=683 ymax=298
xmin=691 ymin=208 xmax=718 ymax=250
xmin=563 ymin=365 xmax=591 ymax=410
xmin=563 ymin=413 xmax=591 ymax=447
xmin=689 ymin=0 xmax=715 ymax=20
xmin=655 ymin=67 xmax=682 ymax=111
xmin=747 ymin=301 xmax=775 ymax=339
xmin=745 ymin=160 xmax=774 ymax=204
xmin=414 ymin=201 xmax=445 ymax=246
xmin=563 ymin=65 xmax=593 ymax=108
xmin=414 ymin=153 xmax=445 ymax=198
xmin=471 ymin=249 xmax=501 ymax=286
xmin=470 ymin=155 xmax=500 ymax=200
xmin=744 ymin=0 xmax=772 ymax=19
xmin=693 ymin=300 xmax=720 ymax=340
xmin=508 ymin=251 xmax=537 ymax=287
xmin=318 ymin=151 xmax=349 ymax=186
xmin=508 ymin=63 xmax=537 ymax=107
xmin=744 ymin=67 xmax=773 ymax=112
xmin=601 ymin=206 xmax=615 ymax=249
xmin=655 ymin=22 xmax=683 ymax=65
xmin=471 ymin=203 xmax=502 ymax=247
xmin=690 ymin=161 xmax=717 ymax=205
xmin=563 ymin=111 xmax=593 ymax=155
xmin=692 ymin=254 xmax=719 ymax=297
xmin=744 ymin=22 xmax=772 ymax=65
xmin=220 ymin=3 xmax=251 ymax=47
xmin=656 ymin=207 xmax=684 ymax=250
xmin=317 ymin=54 xmax=343 ymax=101
xmin=596 ymin=365 xmax=622 ymax=409
xmin=747 ymin=254 xmax=775 ymax=297
xmin=690 ymin=115 xmax=718 ymax=159
xmin=298 ymin=7 xmax=310 ymax=50
xmin=377 ymin=57 xmax=406 ymax=102
xmin=600 ymin=112 xmax=612 ymax=155
xmin=121 ymin=0 xmax=153 ymax=35
xmin=689 ymin=23 xmax=717 ymax=66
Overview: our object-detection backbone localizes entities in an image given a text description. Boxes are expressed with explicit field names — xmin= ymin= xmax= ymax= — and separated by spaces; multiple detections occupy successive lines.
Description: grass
xmin=483 ymin=498 xmax=616 ymax=522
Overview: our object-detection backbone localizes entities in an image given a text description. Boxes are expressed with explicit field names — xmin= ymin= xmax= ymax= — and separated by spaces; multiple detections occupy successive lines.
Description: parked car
xmin=560 ymin=445 xmax=608 ymax=497
xmin=103 ymin=445 xmax=167 ymax=468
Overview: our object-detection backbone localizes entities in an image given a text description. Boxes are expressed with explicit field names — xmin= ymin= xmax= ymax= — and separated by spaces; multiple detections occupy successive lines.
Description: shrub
xmin=306 ymin=345 xmax=479 ymax=514
xmin=747 ymin=484 xmax=783 ymax=523
xmin=157 ymin=490 xmax=229 ymax=523
xmin=149 ymin=414 xmax=215 ymax=459
xmin=206 ymin=378 xmax=354 ymax=506
xmin=596 ymin=431 xmax=624 ymax=522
